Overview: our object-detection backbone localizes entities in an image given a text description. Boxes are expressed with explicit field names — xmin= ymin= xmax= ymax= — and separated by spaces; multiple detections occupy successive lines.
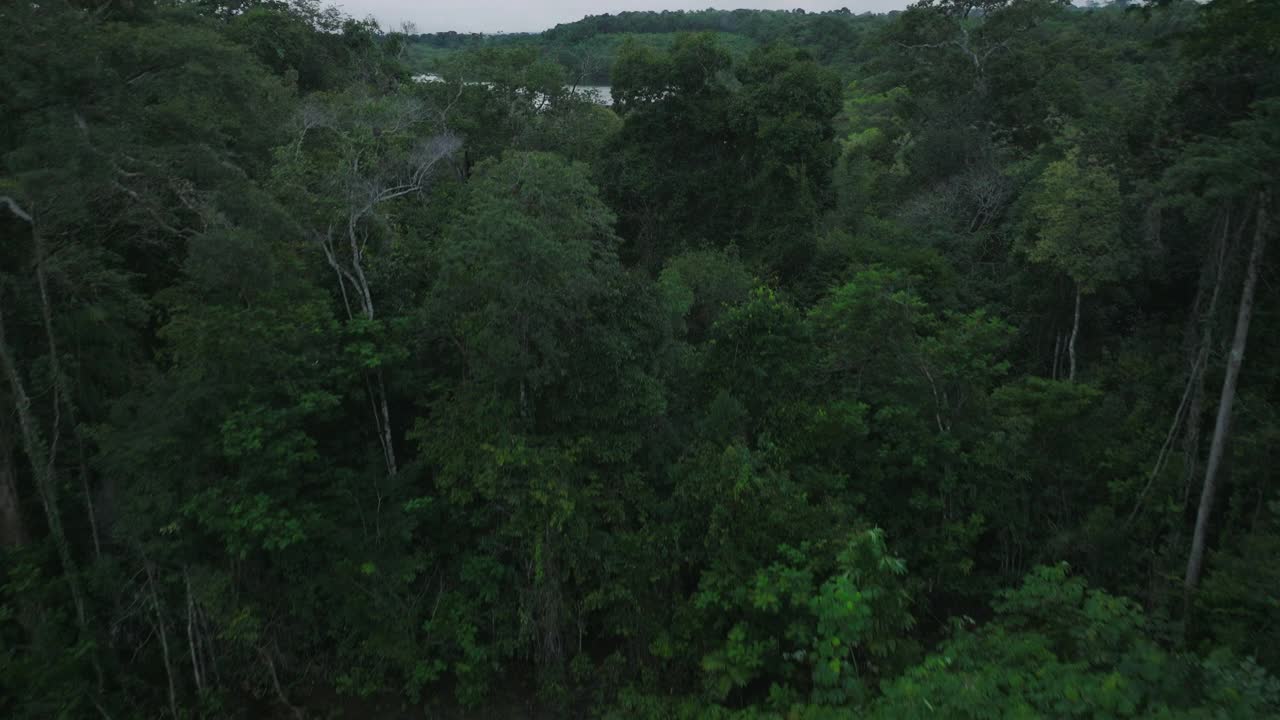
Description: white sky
xmin=333 ymin=1 xmax=912 ymax=34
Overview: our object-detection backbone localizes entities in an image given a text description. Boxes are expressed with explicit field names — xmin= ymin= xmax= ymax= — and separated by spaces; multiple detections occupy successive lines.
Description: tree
xmin=1169 ymin=99 xmax=1280 ymax=594
xmin=734 ymin=44 xmax=842 ymax=276
xmin=274 ymin=89 xmax=461 ymax=480
xmin=1022 ymin=150 xmax=1134 ymax=380
xmin=870 ymin=564 xmax=1280 ymax=719
xmin=603 ymin=34 xmax=840 ymax=275
xmin=420 ymin=150 xmax=671 ymax=699
xmin=0 ymin=196 xmax=100 ymax=695
xmin=697 ymin=529 xmax=914 ymax=706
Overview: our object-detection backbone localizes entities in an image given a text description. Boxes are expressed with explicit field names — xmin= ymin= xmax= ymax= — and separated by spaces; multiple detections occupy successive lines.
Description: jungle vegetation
xmin=2 ymin=0 xmax=1279 ymax=717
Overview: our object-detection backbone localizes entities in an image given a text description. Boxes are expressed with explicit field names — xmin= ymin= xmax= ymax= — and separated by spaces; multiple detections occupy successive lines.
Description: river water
xmin=412 ymin=74 xmax=613 ymax=106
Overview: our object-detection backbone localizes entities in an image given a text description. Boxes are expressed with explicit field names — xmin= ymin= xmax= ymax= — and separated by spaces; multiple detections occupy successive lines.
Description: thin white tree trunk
xmin=1068 ymin=286 xmax=1081 ymax=382
xmin=185 ymin=569 xmax=205 ymax=693
xmin=345 ymin=222 xmax=397 ymax=477
xmin=1185 ymin=192 xmax=1269 ymax=592
xmin=145 ymin=561 xmax=180 ymax=718
xmin=323 ymin=225 xmax=398 ymax=480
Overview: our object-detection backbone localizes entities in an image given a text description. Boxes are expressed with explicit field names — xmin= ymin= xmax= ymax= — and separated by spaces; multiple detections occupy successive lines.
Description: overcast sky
xmin=333 ymin=1 xmax=912 ymax=34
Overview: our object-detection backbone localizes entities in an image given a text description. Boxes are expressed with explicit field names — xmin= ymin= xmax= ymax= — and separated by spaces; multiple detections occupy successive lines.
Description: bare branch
xmin=0 ymin=196 xmax=33 ymax=224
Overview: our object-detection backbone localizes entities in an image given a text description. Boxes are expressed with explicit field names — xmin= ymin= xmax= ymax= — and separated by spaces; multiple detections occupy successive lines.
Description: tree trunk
xmin=347 ymin=229 xmax=397 ymax=478
xmin=1068 ymin=286 xmax=1081 ymax=382
xmin=77 ymin=437 xmax=101 ymax=559
xmin=185 ymin=568 xmax=205 ymax=694
xmin=260 ymin=644 xmax=304 ymax=720
xmin=146 ymin=561 xmax=180 ymax=718
xmin=0 ymin=268 xmax=89 ymax=629
xmin=372 ymin=369 xmax=397 ymax=477
xmin=199 ymin=604 xmax=221 ymax=687
xmin=0 ymin=200 xmax=104 ymax=691
xmin=1052 ymin=331 xmax=1062 ymax=380
xmin=1128 ymin=205 xmax=1233 ymax=527
xmin=53 ymin=273 xmax=101 ymax=558
xmin=1182 ymin=203 xmax=1250 ymax=508
xmin=322 ymin=227 xmax=398 ymax=480
xmin=1185 ymin=192 xmax=1270 ymax=593
xmin=0 ymin=410 xmax=25 ymax=547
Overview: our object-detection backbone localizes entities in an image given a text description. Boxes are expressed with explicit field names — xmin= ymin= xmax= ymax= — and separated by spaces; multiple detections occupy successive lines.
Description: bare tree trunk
xmin=1182 ymin=203 xmax=1252 ymax=509
xmin=533 ymin=524 xmax=565 ymax=677
xmin=145 ymin=561 xmax=180 ymax=718
xmin=260 ymin=644 xmax=304 ymax=719
xmin=77 ymin=437 xmax=101 ymax=559
xmin=2 ymin=202 xmax=111 ymax=697
xmin=346 ymin=224 xmax=398 ymax=478
xmin=1181 ymin=375 xmax=1207 ymax=507
xmin=1128 ymin=353 xmax=1201 ymax=527
xmin=0 ymin=409 xmax=25 ymax=546
xmin=1129 ymin=206 xmax=1233 ymax=527
xmin=371 ymin=370 xmax=396 ymax=477
xmin=1052 ymin=331 xmax=1062 ymax=380
xmin=302 ymin=132 xmax=458 ymax=486
xmin=200 ymin=604 xmax=221 ymax=687
xmin=185 ymin=568 xmax=205 ymax=694
xmin=320 ymin=228 xmax=398 ymax=481
xmin=1186 ymin=220 xmax=1232 ymax=502
xmin=0 ymin=259 xmax=90 ymax=633
xmin=1068 ymin=286 xmax=1081 ymax=382
xmin=1186 ymin=192 xmax=1270 ymax=593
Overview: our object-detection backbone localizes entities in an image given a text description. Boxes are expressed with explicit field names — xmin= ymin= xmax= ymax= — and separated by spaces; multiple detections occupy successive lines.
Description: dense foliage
xmin=2 ymin=0 xmax=1279 ymax=717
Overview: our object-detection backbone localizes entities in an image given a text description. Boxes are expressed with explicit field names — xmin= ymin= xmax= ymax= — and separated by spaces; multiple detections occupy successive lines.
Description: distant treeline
xmin=408 ymin=8 xmax=891 ymax=83
xmin=543 ymin=8 xmax=866 ymax=42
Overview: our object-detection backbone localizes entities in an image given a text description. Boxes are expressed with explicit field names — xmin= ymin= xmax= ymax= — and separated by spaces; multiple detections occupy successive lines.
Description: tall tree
xmin=274 ymin=90 xmax=461 ymax=480
xmin=1022 ymin=150 xmax=1134 ymax=380
xmin=1173 ymin=99 xmax=1280 ymax=593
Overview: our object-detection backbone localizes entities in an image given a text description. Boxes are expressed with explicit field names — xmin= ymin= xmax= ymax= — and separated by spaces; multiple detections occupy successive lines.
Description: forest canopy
xmin=2 ymin=0 xmax=1279 ymax=718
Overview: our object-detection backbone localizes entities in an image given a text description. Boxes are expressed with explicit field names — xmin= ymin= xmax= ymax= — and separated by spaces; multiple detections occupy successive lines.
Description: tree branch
xmin=0 ymin=196 xmax=34 ymax=224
